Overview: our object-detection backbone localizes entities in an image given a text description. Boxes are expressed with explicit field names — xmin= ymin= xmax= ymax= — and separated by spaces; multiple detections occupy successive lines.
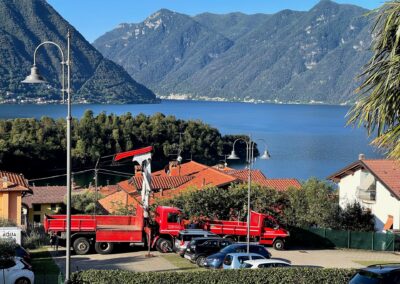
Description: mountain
xmin=94 ymin=0 xmax=373 ymax=104
xmin=0 ymin=0 xmax=158 ymax=104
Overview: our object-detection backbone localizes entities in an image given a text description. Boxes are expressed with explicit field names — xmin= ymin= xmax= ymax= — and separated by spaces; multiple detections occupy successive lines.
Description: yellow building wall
xmin=0 ymin=192 xmax=22 ymax=225
xmin=28 ymin=203 xmax=63 ymax=224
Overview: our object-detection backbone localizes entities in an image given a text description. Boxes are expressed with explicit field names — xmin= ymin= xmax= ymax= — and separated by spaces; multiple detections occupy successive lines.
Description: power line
xmin=28 ymin=169 xmax=94 ymax=182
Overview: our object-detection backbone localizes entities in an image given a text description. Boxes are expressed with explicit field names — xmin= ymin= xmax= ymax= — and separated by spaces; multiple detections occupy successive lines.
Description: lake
xmin=0 ymin=100 xmax=382 ymax=181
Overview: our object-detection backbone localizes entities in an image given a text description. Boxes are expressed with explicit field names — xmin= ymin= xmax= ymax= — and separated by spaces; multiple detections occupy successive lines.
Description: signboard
xmin=0 ymin=227 xmax=21 ymax=245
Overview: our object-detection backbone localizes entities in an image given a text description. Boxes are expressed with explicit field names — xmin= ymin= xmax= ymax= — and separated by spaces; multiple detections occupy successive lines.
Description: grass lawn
xmin=162 ymin=253 xmax=205 ymax=272
xmin=30 ymin=246 xmax=62 ymax=284
xmin=353 ymin=260 xmax=400 ymax=266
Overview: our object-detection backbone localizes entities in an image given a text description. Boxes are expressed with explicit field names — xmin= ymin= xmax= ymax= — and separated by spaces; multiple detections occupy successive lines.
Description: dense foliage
xmin=71 ymin=268 xmax=356 ymax=284
xmin=156 ymin=178 xmax=375 ymax=232
xmin=94 ymin=2 xmax=372 ymax=104
xmin=0 ymin=217 xmax=16 ymax=227
xmin=0 ymin=0 xmax=156 ymax=104
xmin=348 ymin=2 xmax=400 ymax=159
xmin=68 ymin=189 xmax=105 ymax=214
xmin=0 ymin=239 xmax=16 ymax=260
xmin=0 ymin=111 xmax=249 ymax=178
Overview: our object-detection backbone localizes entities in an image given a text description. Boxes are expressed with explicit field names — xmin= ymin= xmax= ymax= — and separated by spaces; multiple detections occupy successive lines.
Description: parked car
xmin=0 ymin=257 xmax=34 ymax=284
xmin=349 ymin=264 xmax=400 ymax=284
xmin=15 ymin=245 xmax=31 ymax=264
xmin=242 ymin=259 xmax=291 ymax=269
xmin=174 ymin=229 xmax=217 ymax=257
xmin=222 ymin=252 xmax=266 ymax=269
xmin=184 ymin=237 xmax=232 ymax=266
xmin=204 ymin=244 xmax=271 ymax=269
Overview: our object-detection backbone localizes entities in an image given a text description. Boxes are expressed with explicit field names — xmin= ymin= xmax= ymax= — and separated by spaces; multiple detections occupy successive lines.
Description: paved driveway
xmin=270 ymin=248 xmax=400 ymax=268
xmin=50 ymin=247 xmax=400 ymax=273
xmin=50 ymin=248 xmax=177 ymax=273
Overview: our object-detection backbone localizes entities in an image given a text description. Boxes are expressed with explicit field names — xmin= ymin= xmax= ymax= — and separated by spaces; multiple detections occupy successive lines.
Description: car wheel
xmin=15 ymin=277 xmax=30 ymax=284
xmin=94 ymin=242 xmax=114 ymax=254
xmin=73 ymin=237 xmax=90 ymax=255
xmin=156 ymin=238 xmax=172 ymax=253
xmin=273 ymin=239 xmax=285 ymax=250
xmin=196 ymin=255 xmax=206 ymax=267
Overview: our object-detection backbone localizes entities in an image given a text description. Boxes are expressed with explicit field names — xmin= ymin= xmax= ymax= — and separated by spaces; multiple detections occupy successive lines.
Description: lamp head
xmin=227 ymin=149 xmax=239 ymax=160
xmin=260 ymin=149 xmax=271 ymax=160
xmin=177 ymin=155 xmax=183 ymax=163
xmin=21 ymin=66 xmax=46 ymax=84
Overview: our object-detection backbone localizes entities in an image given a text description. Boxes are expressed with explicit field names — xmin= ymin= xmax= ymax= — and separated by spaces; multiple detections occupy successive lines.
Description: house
xmin=99 ymin=160 xmax=301 ymax=214
xmin=22 ymin=186 xmax=67 ymax=225
xmin=0 ymin=170 xmax=31 ymax=226
xmin=328 ymin=154 xmax=400 ymax=231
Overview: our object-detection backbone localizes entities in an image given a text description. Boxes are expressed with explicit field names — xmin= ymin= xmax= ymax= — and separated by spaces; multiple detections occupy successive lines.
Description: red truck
xmin=204 ymin=211 xmax=289 ymax=250
xmin=44 ymin=205 xmax=185 ymax=254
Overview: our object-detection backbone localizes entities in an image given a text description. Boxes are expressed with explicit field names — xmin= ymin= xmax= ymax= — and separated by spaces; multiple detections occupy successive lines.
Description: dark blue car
xmin=204 ymin=244 xmax=271 ymax=269
xmin=349 ymin=264 xmax=400 ymax=284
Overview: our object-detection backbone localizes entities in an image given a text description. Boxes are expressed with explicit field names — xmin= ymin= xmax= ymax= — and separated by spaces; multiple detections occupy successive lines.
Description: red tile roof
xmin=98 ymin=190 xmax=139 ymax=214
xmin=118 ymin=176 xmax=194 ymax=194
xmin=153 ymin=161 xmax=208 ymax=177
xmin=257 ymin=179 xmax=302 ymax=191
xmin=0 ymin=170 xmax=30 ymax=192
xmin=98 ymin=185 xmax=120 ymax=197
xmin=23 ymin=186 xmax=66 ymax=208
xmin=225 ymin=169 xmax=268 ymax=183
xmin=329 ymin=159 xmax=400 ymax=199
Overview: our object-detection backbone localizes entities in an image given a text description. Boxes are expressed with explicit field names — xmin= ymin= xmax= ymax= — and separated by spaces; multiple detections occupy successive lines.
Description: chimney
xmin=2 ymin=176 xmax=8 ymax=189
xmin=359 ymin=153 xmax=365 ymax=160
xmin=135 ymin=165 xmax=142 ymax=177
xmin=169 ymin=161 xmax=180 ymax=176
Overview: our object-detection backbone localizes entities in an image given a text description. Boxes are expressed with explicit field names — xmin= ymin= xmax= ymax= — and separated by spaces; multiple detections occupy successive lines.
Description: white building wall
xmin=338 ymin=168 xmax=400 ymax=231
xmin=338 ymin=170 xmax=360 ymax=209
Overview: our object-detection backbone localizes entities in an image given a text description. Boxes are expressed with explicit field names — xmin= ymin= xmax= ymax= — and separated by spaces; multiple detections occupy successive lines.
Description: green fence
xmin=290 ymin=227 xmax=396 ymax=251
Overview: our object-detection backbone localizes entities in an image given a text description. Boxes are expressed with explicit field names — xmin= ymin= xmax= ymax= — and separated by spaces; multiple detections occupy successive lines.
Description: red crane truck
xmin=203 ymin=211 xmax=289 ymax=250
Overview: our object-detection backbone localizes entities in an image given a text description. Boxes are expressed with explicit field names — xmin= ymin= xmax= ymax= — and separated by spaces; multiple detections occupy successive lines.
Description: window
xmin=33 ymin=204 xmax=41 ymax=212
xmin=50 ymin=203 xmax=57 ymax=211
xmin=167 ymin=213 xmax=179 ymax=223
xmin=274 ymin=263 xmax=289 ymax=267
xmin=33 ymin=214 xmax=41 ymax=223
xmin=252 ymin=255 xmax=264 ymax=260
xmin=259 ymin=263 xmax=273 ymax=268
xmin=238 ymin=256 xmax=250 ymax=264
xmin=223 ymin=255 xmax=232 ymax=266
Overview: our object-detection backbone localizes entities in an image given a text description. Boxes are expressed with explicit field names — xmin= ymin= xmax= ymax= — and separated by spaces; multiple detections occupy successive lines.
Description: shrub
xmin=0 ymin=217 xmax=16 ymax=227
xmin=22 ymin=225 xmax=49 ymax=249
xmin=71 ymin=268 xmax=356 ymax=284
xmin=0 ymin=238 xmax=17 ymax=259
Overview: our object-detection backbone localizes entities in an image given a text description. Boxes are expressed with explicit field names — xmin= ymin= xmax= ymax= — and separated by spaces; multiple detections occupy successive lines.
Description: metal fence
xmin=290 ymin=227 xmax=396 ymax=251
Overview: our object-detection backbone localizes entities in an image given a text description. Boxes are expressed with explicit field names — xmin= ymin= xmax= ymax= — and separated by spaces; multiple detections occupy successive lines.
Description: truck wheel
xmin=95 ymin=242 xmax=114 ymax=254
xmin=73 ymin=237 xmax=90 ymax=255
xmin=15 ymin=277 xmax=31 ymax=284
xmin=196 ymin=255 xmax=206 ymax=267
xmin=156 ymin=238 xmax=172 ymax=253
xmin=273 ymin=239 xmax=285 ymax=250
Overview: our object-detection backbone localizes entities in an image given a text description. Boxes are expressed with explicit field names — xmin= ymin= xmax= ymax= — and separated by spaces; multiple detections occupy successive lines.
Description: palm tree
xmin=347 ymin=2 xmax=400 ymax=159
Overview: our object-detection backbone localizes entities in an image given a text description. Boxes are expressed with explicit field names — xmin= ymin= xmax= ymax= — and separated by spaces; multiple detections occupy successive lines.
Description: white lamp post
xmin=227 ymin=137 xmax=270 ymax=254
xmin=22 ymin=30 xmax=72 ymax=284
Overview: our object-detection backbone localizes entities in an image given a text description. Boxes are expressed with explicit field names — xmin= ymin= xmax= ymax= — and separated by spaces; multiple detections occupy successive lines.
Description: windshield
xmin=349 ymin=271 xmax=383 ymax=284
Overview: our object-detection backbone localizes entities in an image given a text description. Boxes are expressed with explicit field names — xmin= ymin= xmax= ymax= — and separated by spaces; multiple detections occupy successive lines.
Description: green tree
xmin=348 ymin=2 xmax=400 ymax=159
xmin=67 ymin=189 xmax=104 ymax=214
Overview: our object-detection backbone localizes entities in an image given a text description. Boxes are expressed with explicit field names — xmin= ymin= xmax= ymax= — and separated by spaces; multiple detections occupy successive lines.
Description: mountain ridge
xmin=94 ymin=1 xmax=373 ymax=104
xmin=0 ymin=0 xmax=158 ymax=104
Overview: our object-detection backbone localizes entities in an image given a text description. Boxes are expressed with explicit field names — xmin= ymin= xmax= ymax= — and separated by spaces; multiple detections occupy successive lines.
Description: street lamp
xmin=227 ymin=136 xmax=270 ymax=254
xmin=22 ymin=30 xmax=72 ymax=284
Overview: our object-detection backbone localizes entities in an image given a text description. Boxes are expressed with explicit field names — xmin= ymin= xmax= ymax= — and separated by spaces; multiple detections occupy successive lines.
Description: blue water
xmin=0 ymin=100 xmax=382 ymax=181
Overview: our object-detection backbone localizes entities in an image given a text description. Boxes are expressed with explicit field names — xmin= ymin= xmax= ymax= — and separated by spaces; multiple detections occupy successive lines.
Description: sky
xmin=47 ymin=0 xmax=385 ymax=43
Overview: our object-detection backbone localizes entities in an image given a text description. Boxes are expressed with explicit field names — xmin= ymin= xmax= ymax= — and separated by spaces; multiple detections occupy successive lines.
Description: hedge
xmin=71 ymin=268 xmax=356 ymax=284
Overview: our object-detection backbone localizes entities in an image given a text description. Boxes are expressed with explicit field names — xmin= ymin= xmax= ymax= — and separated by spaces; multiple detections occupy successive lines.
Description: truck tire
xmin=94 ymin=242 xmax=114 ymax=254
xmin=73 ymin=237 xmax=90 ymax=255
xmin=196 ymin=255 xmax=206 ymax=267
xmin=273 ymin=239 xmax=285 ymax=250
xmin=15 ymin=277 xmax=31 ymax=284
xmin=156 ymin=238 xmax=172 ymax=253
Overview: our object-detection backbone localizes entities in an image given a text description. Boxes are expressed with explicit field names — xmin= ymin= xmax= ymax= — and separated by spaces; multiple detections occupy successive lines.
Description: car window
xmin=252 ymin=255 xmax=264 ymax=260
xmin=238 ymin=256 xmax=250 ymax=264
xmin=349 ymin=271 xmax=383 ymax=284
xmin=0 ymin=258 xmax=16 ymax=269
xmin=220 ymin=245 xmax=236 ymax=253
xmin=235 ymin=247 xmax=246 ymax=253
xmin=242 ymin=263 xmax=253 ymax=268
xmin=223 ymin=255 xmax=233 ymax=266
xmin=274 ymin=263 xmax=289 ymax=267
xmin=167 ymin=213 xmax=179 ymax=223
xmin=259 ymin=263 xmax=272 ymax=268
xmin=219 ymin=241 xmax=230 ymax=248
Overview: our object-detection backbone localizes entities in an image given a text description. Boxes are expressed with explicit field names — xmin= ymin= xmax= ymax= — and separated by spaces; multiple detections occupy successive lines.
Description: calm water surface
xmin=0 ymin=100 xmax=382 ymax=181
